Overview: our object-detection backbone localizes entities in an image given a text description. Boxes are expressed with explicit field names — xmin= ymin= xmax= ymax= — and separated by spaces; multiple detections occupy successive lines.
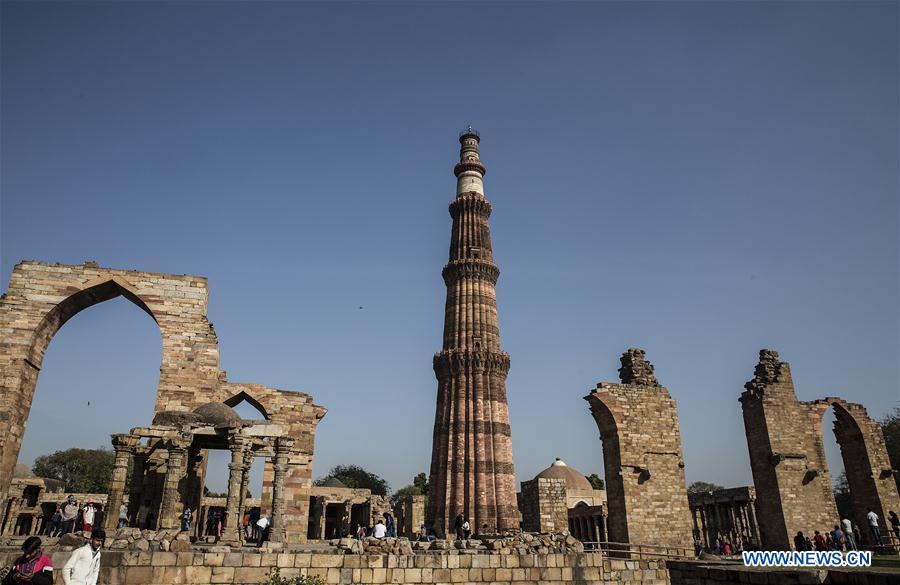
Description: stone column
xmin=105 ymin=434 xmax=137 ymax=532
xmin=220 ymin=435 xmax=249 ymax=545
xmin=600 ymin=513 xmax=608 ymax=544
xmin=238 ymin=449 xmax=253 ymax=523
xmin=747 ymin=500 xmax=760 ymax=544
xmin=269 ymin=438 xmax=293 ymax=543
xmin=157 ymin=435 xmax=190 ymax=530
xmin=127 ymin=449 xmax=148 ymax=526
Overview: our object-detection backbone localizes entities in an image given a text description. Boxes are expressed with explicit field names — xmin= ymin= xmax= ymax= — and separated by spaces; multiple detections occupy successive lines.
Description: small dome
xmin=534 ymin=458 xmax=594 ymax=492
xmin=193 ymin=402 xmax=242 ymax=425
xmin=320 ymin=477 xmax=348 ymax=489
xmin=14 ymin=464 xmax=36 ymax=478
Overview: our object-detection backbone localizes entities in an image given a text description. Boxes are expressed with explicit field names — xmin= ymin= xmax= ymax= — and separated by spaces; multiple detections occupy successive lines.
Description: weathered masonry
xmin=740 ymin=349 xmax=900 ymax=550
xmin=0 ymin=261 xmax=326 ymax=542
xmin=585 ymin=348 xmax=694 ymax=550
xmin=428 ymin=129 xmax=519 ymax=534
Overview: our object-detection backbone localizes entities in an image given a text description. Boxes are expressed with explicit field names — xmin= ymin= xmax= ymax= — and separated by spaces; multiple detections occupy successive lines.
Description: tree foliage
xmin=314 ymin=464 xmax=389 ymax=496
xmin=881 ymin=406 xmax=900 ymax=492
xmin=833 ymin=471 xmax=852 ymax=520
xmin=32 ymin=448 xmax=128 ymax=493
xmin=586 ymin=473 xmax=605 ymax=490
xmin=390 ymin=484 xmax=424 ymax=509
xmin=687 ymin=481 xmax=725 ymax=495
xmin=413 ymin=472 xmax=429 ymax=495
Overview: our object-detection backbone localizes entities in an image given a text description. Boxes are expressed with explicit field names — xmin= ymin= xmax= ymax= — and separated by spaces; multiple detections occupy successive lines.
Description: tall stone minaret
xmin=427 ymin=128 xmax=518 ymax=534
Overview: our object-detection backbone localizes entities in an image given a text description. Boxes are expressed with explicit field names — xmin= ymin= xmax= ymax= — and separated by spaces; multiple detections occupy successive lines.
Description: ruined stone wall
xmin=740 ymin=350 xmax=900 ymax=550
xmin=0 ymin=548 xmax=670 ymax=585
xmin=0 ymin=261 xmax=326 ymax=543
xmin=584 ymin=349 xmax=693 ymax=550
xmin=396 ymin=494 xmax=426 ymax=537
xmin=519 ymin=477 xmax=568 ymax=533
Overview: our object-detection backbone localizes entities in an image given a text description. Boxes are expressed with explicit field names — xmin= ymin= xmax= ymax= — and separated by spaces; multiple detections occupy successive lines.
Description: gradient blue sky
xmin=2 ymin=1 xmax=897 ymax=495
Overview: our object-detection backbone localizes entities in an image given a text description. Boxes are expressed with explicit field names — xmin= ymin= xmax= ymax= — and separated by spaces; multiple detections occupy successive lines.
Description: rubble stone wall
xmin=0 ymin=547 xmax=670 ymax=585
xmin=0 ymin=261 xmax=326 ymax=542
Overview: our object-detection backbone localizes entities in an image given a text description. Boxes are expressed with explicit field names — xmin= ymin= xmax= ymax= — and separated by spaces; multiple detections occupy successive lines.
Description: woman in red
xmin=2 ymin=536 xmax=53 ymax=585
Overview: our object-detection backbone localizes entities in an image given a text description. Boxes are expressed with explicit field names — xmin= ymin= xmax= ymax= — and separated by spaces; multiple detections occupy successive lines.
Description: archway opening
xmin=587 ymin=396 xmax=625 ymax=544
xmin=9 ymin=295 xmax=160 ymax=536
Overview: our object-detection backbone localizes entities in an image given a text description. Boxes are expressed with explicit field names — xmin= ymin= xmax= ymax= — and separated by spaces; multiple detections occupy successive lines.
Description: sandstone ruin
xmin=584 ymin=348 xmax=694 ymax=550
xmin=0 ymin=260 xmax=326 ymax=543
xmin=740 ymin=349 xmax=900 ymax=550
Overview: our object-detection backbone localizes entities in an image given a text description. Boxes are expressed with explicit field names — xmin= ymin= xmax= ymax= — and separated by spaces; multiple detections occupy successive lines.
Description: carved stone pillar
xmin=127 ymin=449 xmax=148 ymax=526
xmin=269 ymin=437 xmax=293 ymax=543
xmin=106 ymin=434 xmax=137 ymax=532
xmin=238 ymin=449 xmax=253 ymax=526
xmin=157 ymin=434 xmax=190 ymax=530
xmin=221 ymin=435 xmax=248 ymax=544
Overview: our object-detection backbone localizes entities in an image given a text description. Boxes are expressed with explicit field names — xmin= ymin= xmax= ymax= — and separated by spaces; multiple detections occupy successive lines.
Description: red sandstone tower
xmin=427 ymin=128 xmax=519 ymax=534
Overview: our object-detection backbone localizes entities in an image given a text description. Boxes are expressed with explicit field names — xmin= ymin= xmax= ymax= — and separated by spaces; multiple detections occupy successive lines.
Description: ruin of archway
xmin=740 ymin=349 xmax=900 ymax=550
xmin=584 ymin=348 xmax=694 ymax=550
xmin=0 ymin=261 xmax=326 ymax=542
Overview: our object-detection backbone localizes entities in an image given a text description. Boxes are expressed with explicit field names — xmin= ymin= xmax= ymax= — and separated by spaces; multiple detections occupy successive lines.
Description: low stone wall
xmin=0 ymin=548 xmax=669 ymax=585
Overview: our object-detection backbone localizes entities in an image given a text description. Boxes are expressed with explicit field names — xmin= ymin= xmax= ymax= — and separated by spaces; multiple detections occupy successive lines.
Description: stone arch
xmin=584 ymin=349 xmax=693 ymax=550
xmin=224 ymin=390 xmax=270 ymax=420
xmin=585 ymin=393 xmax=628 ymax=544
xmin=740 ymin=349 xmax=900 ymax=549
xmin=812 ymin=398 xmax=899 ymax=545
xmin=0 ymin=261 xmax=222 ymax=508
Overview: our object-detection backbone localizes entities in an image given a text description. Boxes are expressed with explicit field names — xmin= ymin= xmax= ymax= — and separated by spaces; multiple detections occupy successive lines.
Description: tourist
xmin=60 ymin=496 xmax=78 ymax=535
xmin=830 ymin=525 xmax=845 ymax=551
xmin=454 ymin=513 xmax=464 ymax=540
xmin=92 ymin=505 xmax=105 ymax=535
xmin=43 ymin=506 xmax=60 ymax=537
xmin=462 ymin=517 xmax=471 ymax=540
xmin=723 ymin=542 xmax=732 ymax=556
xmin=117 ymin=501 xmax=128 ymax=529
xmin=355 ymin=524 xmax=366 ymax=540
xmin=249 ymin=507 xmax=260 ymax=542
xmin=867 ymin=508 xmax=884 ymax=547
xmin=841 ymin=517 xmax=856 ymax=550
xmin=889 ymin=511 xmax=900 ymax=544
xmin=793 ymin=531 xmax=807 ymax=551
xmin=242 ymin=511 xmax=250 ymax=539
xmin=3 ymin=536 xmax=53 ymax=585
xmin=813 ymin=530 xmax=826 ymax=551
xmin=61 ymin=529 xmax=104 ymax=585
xmin=373 ymin=518 xmax=387 ymax=539
xmin=384 ymin=513 xmax=396 ymax=538
xmin=255 ymin=513 xmax=270 ymax=547
xmin=181 ymin=506 xmax=193 ymax=532
xmin=81 ymin=501 xmax=95 ymax=535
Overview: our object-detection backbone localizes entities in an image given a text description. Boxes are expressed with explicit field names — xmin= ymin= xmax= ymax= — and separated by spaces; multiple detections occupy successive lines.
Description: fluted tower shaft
xmin=427 ymin=129 xmax=518 ymax=534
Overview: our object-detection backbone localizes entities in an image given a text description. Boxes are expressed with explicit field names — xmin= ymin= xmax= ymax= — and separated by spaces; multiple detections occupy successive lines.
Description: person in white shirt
xmin=867 ymin=508 xmax=884 ymax=547
xmin=841 ymin=518 xmax=856 ymax=550
xmin=62 ymin=530 xmax=104 ymax=585
xmin=373 ymin=520 xmax=387 ymax=538
xmin=255 ymin=513 xmax=270 ymax=547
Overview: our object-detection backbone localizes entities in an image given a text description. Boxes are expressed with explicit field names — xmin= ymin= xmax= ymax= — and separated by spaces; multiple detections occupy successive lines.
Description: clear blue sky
xmin=2 ymin=1 xmax=897 ymax=495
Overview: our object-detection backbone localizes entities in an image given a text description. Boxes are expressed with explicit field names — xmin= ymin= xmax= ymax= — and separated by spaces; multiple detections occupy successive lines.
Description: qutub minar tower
xmin=427 ymin=128 xmax=519 ymax=533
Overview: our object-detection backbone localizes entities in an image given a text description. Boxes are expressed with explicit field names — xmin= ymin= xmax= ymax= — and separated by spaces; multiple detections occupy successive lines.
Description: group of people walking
xmin=2 ymin=531 xmax=105 ymax=585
